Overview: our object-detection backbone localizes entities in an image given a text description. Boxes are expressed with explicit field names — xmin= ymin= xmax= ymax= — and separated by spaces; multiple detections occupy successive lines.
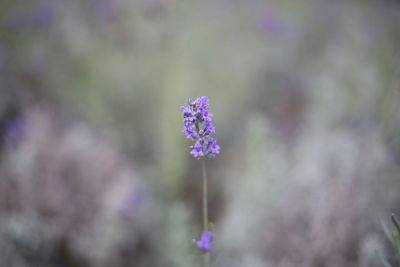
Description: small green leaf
xmin=392 ymin=214 xmax=400 ymax=233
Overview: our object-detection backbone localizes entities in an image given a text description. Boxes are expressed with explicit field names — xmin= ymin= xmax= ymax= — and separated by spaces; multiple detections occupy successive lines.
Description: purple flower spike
xmin=197 ymin=231 xmax=216 ymax=252
xmin=181 ymin=96 xmax=220 ymax=158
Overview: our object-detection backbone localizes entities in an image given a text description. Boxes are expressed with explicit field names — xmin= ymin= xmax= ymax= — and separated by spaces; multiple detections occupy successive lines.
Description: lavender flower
xmin=3 ymin=117 xmax=27 ymax=145
xmin=197 ymin=231 xmax=216 ymax=252
xmin=180 ymin=96 xmax=220 ymax=158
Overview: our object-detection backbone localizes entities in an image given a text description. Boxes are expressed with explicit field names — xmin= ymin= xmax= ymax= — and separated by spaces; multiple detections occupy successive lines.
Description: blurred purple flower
xmin=31 ymin=2 xmax=54 ymax=29
xmin=122 ymin=186 xmax=147 ymax=215
xmin=6 ymin=2 xmax=55 ymax=31
xmin=3 ymin=117 xmax=27 ymax=145
xmin=259 ymin=11 xmax=287 ymax=38
xmin=197 ymin=231 xmax=215 ymax=252
xmin=180 ymin=96 xmax=220 ymax=158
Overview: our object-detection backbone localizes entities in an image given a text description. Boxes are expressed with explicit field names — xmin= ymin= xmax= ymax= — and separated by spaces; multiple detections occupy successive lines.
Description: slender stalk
xmin=204 ymin=253 xmax=210 ymax=267
xmin=202 ymin=159 xmax=209 ymax=232
xmin=202 ymin=159 xmax=210 ymax=267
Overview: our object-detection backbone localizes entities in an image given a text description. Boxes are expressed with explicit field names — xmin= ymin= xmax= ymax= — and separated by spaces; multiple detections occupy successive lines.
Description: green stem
xmin=204 ymin=253 xmax=210 ymax=267
xmin=202 ymin=159 xmax=208 ymax=232
xmin=202 ymin=159 xmax=209 ymax=267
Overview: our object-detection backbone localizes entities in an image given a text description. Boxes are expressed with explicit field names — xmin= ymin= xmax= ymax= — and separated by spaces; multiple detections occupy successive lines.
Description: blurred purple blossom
xmin=31 ymin=2 xmax=54 ymax=29
xmin=6 ymin=2 xmax=55 ymax=32
xmin=259 ymin=11 xmax=287 ymax=39
xmin=181 ymin=96 xmax=220 ymax=158
xmin=121 ymin=184 xmax=148 ymax=215
xmin=197 ymin=231 xmax=215 ymax=252
xmin=3 ymin=117 xmax=27 ymax=145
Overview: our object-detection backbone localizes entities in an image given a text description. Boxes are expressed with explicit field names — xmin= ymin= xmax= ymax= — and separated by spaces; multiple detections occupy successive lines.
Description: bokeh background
xmin=1 ymin=0 xmax=400 ymax=266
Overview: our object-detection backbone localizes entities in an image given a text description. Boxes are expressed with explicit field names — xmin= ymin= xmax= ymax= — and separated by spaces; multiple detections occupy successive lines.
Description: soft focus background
xmin=1 ymin=0 xmax=400 ymax=266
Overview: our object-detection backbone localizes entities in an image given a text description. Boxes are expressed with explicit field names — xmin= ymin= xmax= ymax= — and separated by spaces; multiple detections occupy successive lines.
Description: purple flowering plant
xmin=3 ymin=116 xmax=27 ymax=146
xmin=181 ymin=96 xmax=220 ymax=159
xmin=197 ymin=231 xmax=216 ymax=252
xmin=181 ymin=96 xmax=219 ymax=266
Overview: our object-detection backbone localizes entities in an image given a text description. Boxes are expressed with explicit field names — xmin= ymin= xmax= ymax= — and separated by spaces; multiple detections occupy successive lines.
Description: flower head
xmin=181 ymin=96 xmax=220 ymax=158
xmin=197 ymin=231 xmax=216 ymax=252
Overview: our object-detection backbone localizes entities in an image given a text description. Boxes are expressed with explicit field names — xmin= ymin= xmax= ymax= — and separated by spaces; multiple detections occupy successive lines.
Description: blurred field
xmin=1 ymin=0 xmax=400 ymax=266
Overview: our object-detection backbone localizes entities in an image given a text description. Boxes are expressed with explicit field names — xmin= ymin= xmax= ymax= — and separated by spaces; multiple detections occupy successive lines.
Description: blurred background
xmin=1 ymin=0 xmax=400 ymax=266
